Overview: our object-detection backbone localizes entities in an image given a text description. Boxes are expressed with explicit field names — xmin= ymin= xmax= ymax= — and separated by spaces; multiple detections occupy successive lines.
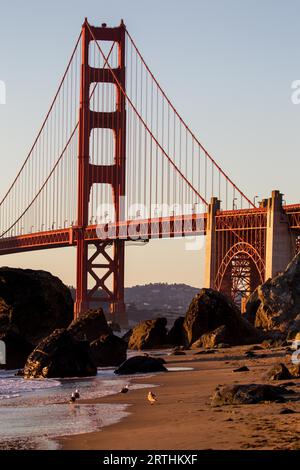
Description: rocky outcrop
xmin=167 ymin=317 xmax=187 ymax=347
xmin=68 ymin=308 xmax=110 ymax=343
xmin=264 ymin=363 xmax=292 ymax=381
xmin=114 ymin=355 xmax=167 ymax=375
xmin=23 ymin=328 xmax=97 ymax=378
xmin=0 ymin=267 xmax=73 ymax=345
xmin=197 ymin=325 xmax=228 ymax=349
xmin=211 ymin=383 xmax=291 ymax=406
xmin=128 ymin=318 xmax=168 ymax=350
xmin=245 ymin=252 xmax=300 ymax=335
xmin=184 ymin=288 xmax=261 ymax=347
xmin=0 ymin=328 xmax=33 ymax=369
xmin=90 ymin=334 xmax=127 ymax=367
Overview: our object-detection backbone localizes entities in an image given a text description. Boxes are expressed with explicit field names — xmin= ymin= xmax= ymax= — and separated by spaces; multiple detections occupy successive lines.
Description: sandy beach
xmin=58 ymin=346 xmax=300 ymax=450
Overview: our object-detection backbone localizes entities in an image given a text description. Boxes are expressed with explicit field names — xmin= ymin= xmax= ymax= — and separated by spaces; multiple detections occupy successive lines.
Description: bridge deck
xmin=1 ymin=205 xmax=299 ymax=256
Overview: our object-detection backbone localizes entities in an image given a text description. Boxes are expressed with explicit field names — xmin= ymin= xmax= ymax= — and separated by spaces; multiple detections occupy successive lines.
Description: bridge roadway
xmin=0 ymin=204 xmax=299 ymax=256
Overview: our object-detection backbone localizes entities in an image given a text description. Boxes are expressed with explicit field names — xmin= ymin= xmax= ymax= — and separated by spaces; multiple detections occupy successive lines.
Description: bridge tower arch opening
xmin=215 ymin=242 xmax=265 ymax=309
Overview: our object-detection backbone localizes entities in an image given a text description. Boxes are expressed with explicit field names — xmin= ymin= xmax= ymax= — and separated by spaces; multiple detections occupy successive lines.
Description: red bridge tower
xmin=75 ymin=19 xmax=127 ymax=324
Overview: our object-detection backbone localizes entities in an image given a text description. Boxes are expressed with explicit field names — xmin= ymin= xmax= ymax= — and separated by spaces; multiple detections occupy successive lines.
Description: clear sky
xmin=0 ymin=0 xmax=299 ymax=288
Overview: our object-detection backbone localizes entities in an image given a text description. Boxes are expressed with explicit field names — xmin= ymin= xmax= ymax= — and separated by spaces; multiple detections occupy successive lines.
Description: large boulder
xmin=23 ymin=328 xmax=97 ymax=378
xmin=0 ymin=267 xmax=73 ymax=345
xmin=184 ymin=288 xmax=260 ymax=346
xmin=167 ymin=317 xmax=187 ymax=347
xmin=90 ymin=334 xmax=127 ymax=367
xmin=0 ymin=328 xmax=33 ymax=369
xmin=128 ymin=318 xmax=168 ymax=350
xmin=68 ymin=308 xmax=110 ymax=343
xmin=211 ymin=383 xmax=291 ymax=406
xmin=114 ymin=355 xmax=167 ymax=375
xmin=245 ymin=253 xmax=300 ymax=334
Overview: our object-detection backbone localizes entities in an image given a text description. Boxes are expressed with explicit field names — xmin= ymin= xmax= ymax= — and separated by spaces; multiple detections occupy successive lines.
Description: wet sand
xmin=58 ymin=346 xmax=300 ymax=450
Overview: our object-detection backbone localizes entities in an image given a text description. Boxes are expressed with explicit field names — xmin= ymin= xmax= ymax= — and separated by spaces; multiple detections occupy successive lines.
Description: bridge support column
xmin=74 ymin=19 xmax=128 ymax=327
xmin=265 ymin=190 xmax=294 ymax=279
xmin=204 ymin=197 xmax=220 ymax=289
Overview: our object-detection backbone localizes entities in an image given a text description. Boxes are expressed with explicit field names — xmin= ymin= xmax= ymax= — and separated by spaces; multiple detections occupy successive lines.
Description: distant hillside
xmin=124 ymin=283 xmax=199 ymax=313
xmin=68 ymin=283 xmax=200 ymax=325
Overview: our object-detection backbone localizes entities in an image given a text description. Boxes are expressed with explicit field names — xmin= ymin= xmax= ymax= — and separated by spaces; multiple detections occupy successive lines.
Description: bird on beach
xmin=120 ymin=385 xmax=129 ymax=394
xmin=147 ymin=391 xmax=157 ymax=405
xmin=69 ymin=392 xmax=76 ymax=404
xmin=74 ymin=389 xmax=80 ymax=399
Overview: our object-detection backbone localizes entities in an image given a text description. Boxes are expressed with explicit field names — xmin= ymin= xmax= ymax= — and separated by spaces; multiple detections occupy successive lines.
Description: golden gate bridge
xmin=0 ymin=19 xmax=299 ymax=324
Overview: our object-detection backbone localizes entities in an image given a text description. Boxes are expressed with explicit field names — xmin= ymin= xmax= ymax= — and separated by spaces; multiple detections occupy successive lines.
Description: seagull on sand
xmin=69 ymin=392 xmax=76 ymax=404
xmin=74 ymin=389 xmax=80 ymax=399
xmin=147 ymin=391 xmax=157 ymax=405
xmin=120 ymin=385 xmax=129 ymax=394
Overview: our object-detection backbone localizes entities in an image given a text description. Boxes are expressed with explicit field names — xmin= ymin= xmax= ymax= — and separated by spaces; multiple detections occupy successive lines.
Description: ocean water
xmin=0 ymin=368 xmax=152 ymax=450
xmin=0 ymin=349 xmax=190 ymax=449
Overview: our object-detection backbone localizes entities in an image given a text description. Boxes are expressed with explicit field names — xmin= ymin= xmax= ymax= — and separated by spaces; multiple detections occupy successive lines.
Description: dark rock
xmin=216 ymin=343 xmax=231 ymax=349
xmin=211 ymin=383 xmax=290 ymax=406
xmin=107 ymin=321 xmax=121 ymax=333
xmin=183 ymin=288 xmax=261 ymax=347
xmin=193 ymin=349 xmax=216 ymax=355
xmin=68 ymin=308 xmax=110 ymax=343
xmin=174 ymin=345 xmax=189 ymax=351
xmin=166 ymin=317 xmax=187 ymax=347
xmin=0 ymin=328 xmax=33 ymax=369
xmin=122 ymin=329 xmax=133 ymax=344
xmin=244 ymin=350 xmax=255 ymax=358
xmin=247 ymin=345 xmax=263 ymax=351
xmin=279 ymin=408 xmax=296 ymax=414
xmin=90 ymin=334 xmax=127 ymax=367
xmin=172 ymin=350 xmax=186 ymax=355
xmin=23 ymin=328 xmax=97 ymax=378
xmin=128 ymin=318 xmax=168 ymax=350
xmin=264 ymin=363 xmax=292 ymax=381
xmin=114 ymin=355 xmax=167 ymax=375
xmin=0 ymin=267 xmax=73 ymax=345
xmin=286 ymin=328 xmax=300 ymax=340
xmin=233 ymin=366 xmax=250 ymax=372
xmin=245 ymin=252 xmax=300 ymax=335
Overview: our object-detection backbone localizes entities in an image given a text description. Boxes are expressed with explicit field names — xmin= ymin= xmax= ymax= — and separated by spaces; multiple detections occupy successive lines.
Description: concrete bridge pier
xmin=265 ymin=190 xmax=295 ymax=279
xmin=204 ymin=190 xmax=296 ymax=300
xmin=204 ymin=197 xmax=220 ymax=289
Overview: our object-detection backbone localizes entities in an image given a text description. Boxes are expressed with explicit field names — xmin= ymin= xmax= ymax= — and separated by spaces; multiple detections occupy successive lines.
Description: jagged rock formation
xmin=245 ymin=253 xmax=300 ymax=336
xmin=167 ymin=317 xmax=186 ymax=346
xmin=90 ymin=334 xmax=127 ymax=367
xmin=128 ymin=317 xmax=168 ymax=350
xmin=68 ymin=308 xmax=110 ymax=342
xmin=23 ymin=328 xmax=97 ymax=378
xmin=264 ymin=363 xmax=292 ymax=381
xmin=0 ymin=267 xmax=73 ymax=346
xmin=0 ymin=328 xmax=33 ymax=369
xmin=184 ymin=288 xmax=261 ymax=347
